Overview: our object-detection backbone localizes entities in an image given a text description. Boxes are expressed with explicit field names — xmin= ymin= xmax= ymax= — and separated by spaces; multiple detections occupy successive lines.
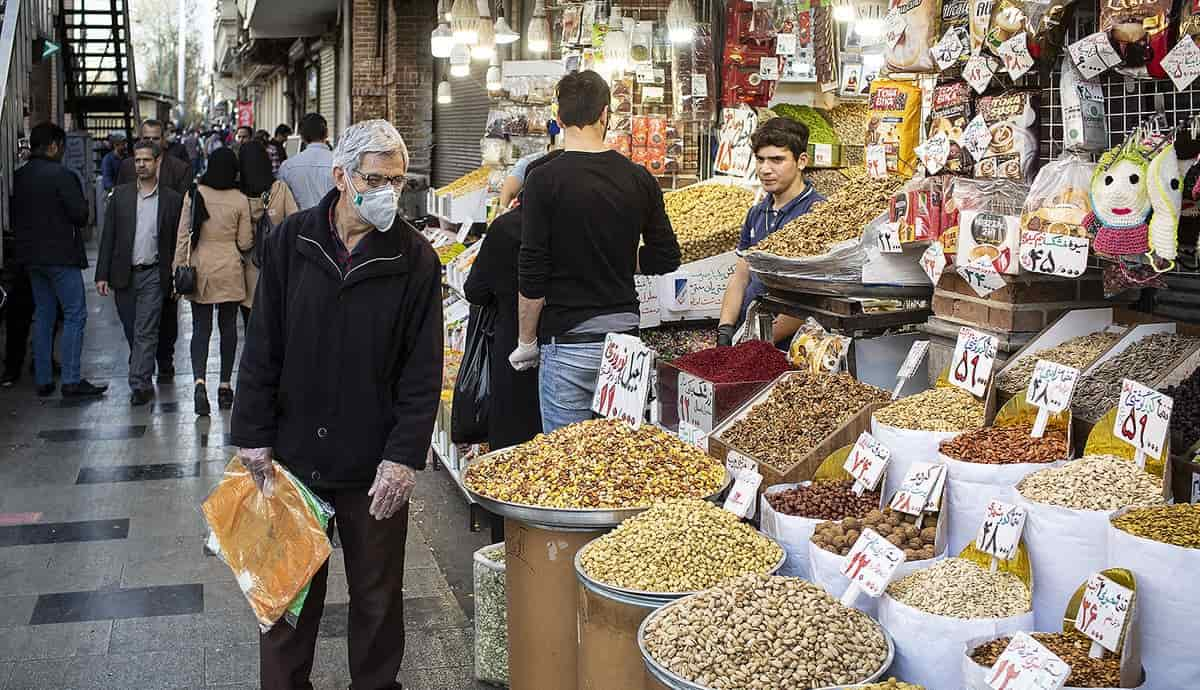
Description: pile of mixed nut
xmin=664 ymin=183 xmax=756 ymax=263
xmin=874 ymin=387 xmax=985 ymax=433
xmin=753 ymin=176 xmax=903 ymax=257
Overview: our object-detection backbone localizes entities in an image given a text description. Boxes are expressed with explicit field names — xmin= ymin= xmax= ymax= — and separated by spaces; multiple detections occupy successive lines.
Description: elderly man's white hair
xmin=332 ymin=119 xmax=410 ymax=174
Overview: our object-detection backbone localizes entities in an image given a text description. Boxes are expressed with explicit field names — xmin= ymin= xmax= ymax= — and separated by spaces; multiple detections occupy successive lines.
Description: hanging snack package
xmin=788 ymin=318 xmax=852 ymax=374
xmin=941 ymin=0 xmax=973 ymax=65
xmin=939 ymin=175 xmax=962 ymax=254
xmin=890 ymin=177 xmax=935 ymax=243
xmin=970 ymin=0 xmax=995 ymax=54
xmin=1061 ymin=60 xmax=1108 ymax=152
xmin=202 ymin=456 xmax=334 ymax=630
xmin=954 ymin=177 xmax=1030 ymax=274
xmin=974 ymin=90 xmax=1039 ymax=182
xmin=985 ymin=0 xmax=1074 ymax=67
xmin=1021 ymin=153 xmax=1095 ymax=238
xmin=927 ymin=81 xmax=974 ymax=175
xmin=1102 ymin=0 xmax=1171 ymax=78
xmin=886 ymin=0 xmax=940 ymax=72
xmin=868 ymin=79 xmax=922 ymax=177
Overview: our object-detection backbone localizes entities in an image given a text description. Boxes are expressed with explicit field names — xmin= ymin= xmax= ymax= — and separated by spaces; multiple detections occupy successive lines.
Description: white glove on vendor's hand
xmin=239 ymin=447 xmax=275 ymax=497
xmin=367 ymin=460 xmax=417 ymax=520
xmin=509 ymin=339 xmax=540 ymax=371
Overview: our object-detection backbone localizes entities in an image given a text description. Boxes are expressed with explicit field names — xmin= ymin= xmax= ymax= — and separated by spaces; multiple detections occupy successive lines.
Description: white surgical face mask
xmin=347 ymin=174 xmax=399 ymax=232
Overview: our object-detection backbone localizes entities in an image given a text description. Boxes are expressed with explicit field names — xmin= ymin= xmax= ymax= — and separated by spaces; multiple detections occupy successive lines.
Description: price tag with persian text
xmin=841 ymin=528 xmax=907 ymax=600
xmin=1019 ymin=231 xmax=1089 ymax=278
xmin=723 ymin=450 xmax=762 ymax=519
xmin=976 ymin=500 xmax=1027 ymax=561
xmin=591 ymin=333 xmax=655 ymax=428
xmin=677 ymin=371 xmax=715 ymax=433
xmin=890 ymin=462 xmax=946 ymax=516
xmin=1074 ymin=572 xmax=1134 ymax=654
xmin=844 ymin=432 xmax=890 ymax=493
xmin=1114 ymin=379 xmax=1172 ymax=464
xmin=950 ymin=326 xmax=998 ymax=397
xmin=892 ymin=340 xmax=929 ymax=400
xmin=987 ymin=632 xmax=1071 ymax=690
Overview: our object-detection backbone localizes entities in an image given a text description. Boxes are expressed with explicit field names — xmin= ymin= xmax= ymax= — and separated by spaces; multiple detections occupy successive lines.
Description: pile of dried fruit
xmin=1112 ymin=503 xmax=1200 ymax=548
xmin=970 ymin=631 xmax=1121 ymax=687
xmin=939 ymin=425 xmax=1068 ymax=464
xmin=579 ymin=499 xmax=783 ymax=592
xmin=643 ymin=574 xmax=890 ymax=689
xmin=664 ymin=183 xmax=756 ymax=263
xmin=753 ymin=175 xmax=903 ymax=257
xmin=1016 ymin=455 xmax=1165 ymax=511
xmin=887 ymin=558 xmax=1031 ymax=619
xmin=765 ymin=480 xmax=881 ymax=520
xmin=995 ymin=332 xmax=1121 ymax=393
xmin=874 ymin=387 xmax=985 ymax=432
xmin=719 ymin=371 xmax=889 ymax=472
xmin=813 ymin=508 xmax=938 ymax=561
xmin=463 ymin=419 xmax=726 ymax=508
xmin=672 ymin=340 xmax=791 ymax=384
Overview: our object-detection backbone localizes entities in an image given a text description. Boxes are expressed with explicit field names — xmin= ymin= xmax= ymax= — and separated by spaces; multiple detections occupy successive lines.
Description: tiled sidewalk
xmin=0 ymin=257 xmax=491 ymax=689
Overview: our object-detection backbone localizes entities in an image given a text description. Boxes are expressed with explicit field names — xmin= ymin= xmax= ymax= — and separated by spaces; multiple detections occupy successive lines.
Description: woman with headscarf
xmin=238 ymin=141 xmax=298 ymax=326
xmin=173 ymin=147 xmax=253 ymax=416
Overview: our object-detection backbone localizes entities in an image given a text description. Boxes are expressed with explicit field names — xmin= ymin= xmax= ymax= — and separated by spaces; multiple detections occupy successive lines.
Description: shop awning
xmin=242 ymin=0 xmax=336 ymax=39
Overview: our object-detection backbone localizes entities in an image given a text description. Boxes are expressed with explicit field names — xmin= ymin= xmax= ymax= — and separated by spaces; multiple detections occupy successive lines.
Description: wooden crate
xmin=932 ymin=271 xmax=1121 ymax=334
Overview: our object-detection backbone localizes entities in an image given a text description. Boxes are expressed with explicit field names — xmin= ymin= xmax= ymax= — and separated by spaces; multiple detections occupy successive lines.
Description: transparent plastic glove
xmin=367 ymin=460 xmax=417 ymax=521
xmin=239 ymin=447 xmax=275 ymax=497
xmin=508 ymin=339 xmax=540 ymax=371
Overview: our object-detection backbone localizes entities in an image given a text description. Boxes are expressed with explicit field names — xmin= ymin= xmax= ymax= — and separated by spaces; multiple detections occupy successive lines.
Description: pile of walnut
xmin=754 ymin=175 xmax=903 ymax=257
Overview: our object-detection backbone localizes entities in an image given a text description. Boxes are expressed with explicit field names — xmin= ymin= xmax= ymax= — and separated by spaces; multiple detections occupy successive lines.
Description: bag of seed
xmin=1106 ymin=505 xmax=1200 ymax=687
xmin=760 ymin=478 xmax=886 ymax=580
xmin=872 ymin=388 xmax=982 ymax=500
xmin=961 ymin=627 xmax=1145 ymax=688
xmin=473 ymin=544 xmax=508 ymax=686
xmin=879 ymin=555 xmax=1035 ymax=689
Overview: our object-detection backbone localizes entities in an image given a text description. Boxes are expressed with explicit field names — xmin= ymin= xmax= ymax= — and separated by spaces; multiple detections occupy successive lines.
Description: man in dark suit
xmin=97 ymin=139 xmax=185 ymax=405
xmin=117 ymin=118 xmax=193 ymax=381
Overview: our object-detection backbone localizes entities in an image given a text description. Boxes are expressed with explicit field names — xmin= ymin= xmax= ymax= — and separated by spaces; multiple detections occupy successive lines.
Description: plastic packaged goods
xmin=927 ymin=82 xmax=974 ymax=175
xmin=1019 ymin=154 xmax=1097 ymax=240
xmin=1102 ymin=0 xmax=1169 ymax=78
xmin=1061 ymin=62 xmax=1108 ymax=153
xmin=202 ymin=457 xmax=334 ymax=630
xmin=787 ymin=318 xmax=852 ymax=374
xmin=885 ymin=0 xmax=939 ymax=72
xmin=974 ymin=91 xmax=1039 ymax=183
xmin=953 ymin=177 xmax=1029 ymax=274
xmin=473 ymin=544 xmax=508 ymax=686
xmin=867 ymin=80 xmax=922 ymax=177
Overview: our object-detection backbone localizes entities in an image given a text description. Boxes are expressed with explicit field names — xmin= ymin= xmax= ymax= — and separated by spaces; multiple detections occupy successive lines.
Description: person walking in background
xmin=10 ymin=122 xmax=108 ymax=398
xmin=95 ymin=140 xmax=184 ymax=405
xmin=101 ymin=131 xmax=127 ymax=192
xmin=268 ymin=124 xmax=291 ymax=175
xmin=184 ymin=128 xmax=203 ymax=177
xmin=512 ymin=70 xmax=681 ymax=431
xmin=233 ymin=126 xmax=253 ymax=153
xmin=277 ymin=113 xmax=334 ymax=210
xmin=174 ymin=147 xmax=252 ymax=416
xmin=164 ymin=122 xmax=189 ymax=162
xmin=238 ymin=141 xmax=298 ymax=327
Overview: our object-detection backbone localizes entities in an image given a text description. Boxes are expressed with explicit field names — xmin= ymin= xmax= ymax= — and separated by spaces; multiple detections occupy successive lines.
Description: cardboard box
xmin=576 ymin=584 xmax=658 ymax=690
xmin=655 ymin=359 xmax=775 ymax=434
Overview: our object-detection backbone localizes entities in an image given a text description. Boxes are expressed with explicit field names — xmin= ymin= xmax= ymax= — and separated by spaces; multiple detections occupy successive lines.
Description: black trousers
xmin=157 ymin=296 xmax=178 ymax=372
xmin=260 ymin=489 xmax=409 ymax=690
xmin=3 ymin=265 xmax=34 ymax=373
xmin=190 ymin=301 xmax=238 ymax=383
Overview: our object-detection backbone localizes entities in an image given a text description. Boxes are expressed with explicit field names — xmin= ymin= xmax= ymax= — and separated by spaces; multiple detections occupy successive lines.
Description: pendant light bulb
xmin=437 ymin=80 xmax=453 ymax=104
xmin=666 ymin=0 xmax=695 ymax=43
xmin=832 ymin=0 xmax=856 ymax=22
xmin=451 ymin=0 xmax=480 ymax=44
xmin=494 ymin=2 xmax=520 ymax=45
xmin=603 ymin=6 xmax=629 ymax=72
xmin=431 ymin=22 xmax=455 ymax=58
xmin=473 ymin=2 xmax=496 ymax=61
xmin=486 ymin=56 xmax=503 ymax=91
xmin=527 ymin=0 xmax=550 ymax=54
xmin=449 ymin=42 xmax=471 ymax=77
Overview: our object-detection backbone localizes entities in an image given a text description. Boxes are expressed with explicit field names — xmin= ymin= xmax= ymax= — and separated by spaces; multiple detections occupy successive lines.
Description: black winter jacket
xmin=231 ymin=189 xmax=444 ymax=486
xmin=11 ymin=157 xmax=91 ymax=267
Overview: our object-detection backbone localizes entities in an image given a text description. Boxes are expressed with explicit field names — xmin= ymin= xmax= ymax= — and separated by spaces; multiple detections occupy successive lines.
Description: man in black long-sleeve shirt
xmin=512 ymin=70 xmax=681 ymax=432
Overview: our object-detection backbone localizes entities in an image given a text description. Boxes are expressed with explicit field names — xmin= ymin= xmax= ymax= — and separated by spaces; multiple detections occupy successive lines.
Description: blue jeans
xmin=538 ymin=341 xmax=604 ymax=433
xmin=27 ymin=265 xmax=86 ymax=386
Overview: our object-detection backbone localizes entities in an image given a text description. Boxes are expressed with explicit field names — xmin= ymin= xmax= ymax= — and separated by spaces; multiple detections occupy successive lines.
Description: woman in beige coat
xmin=237 ymin=141 xmax=298 ymax=324
xmin=174 ymin=147 xmax=252 ymax=416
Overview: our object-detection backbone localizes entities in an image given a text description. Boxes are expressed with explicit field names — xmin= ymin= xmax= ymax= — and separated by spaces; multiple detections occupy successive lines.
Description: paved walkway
xmin=0 ymin=257 xmax=490 ymax=689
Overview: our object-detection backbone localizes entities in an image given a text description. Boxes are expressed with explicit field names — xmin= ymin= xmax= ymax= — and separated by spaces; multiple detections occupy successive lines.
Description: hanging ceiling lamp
xmin=832 ymin=0 xmax=856 ymax=22
xmin=473 ymin=0 xmax=496 ymax=60
xmin=451 ymin=0 xmax=480 ymax=45
xmin=450 ymin=42 xmax=472 ymax=77
xmin=494 ymin=1 xmax=520 ymax=44
xmin=603 ymin=5 xmax=629 ymax=73
xmin=486 ymin=56 xmax=503 ymax=91
xmin=666 ymin=0 xmax=695 ymax=43
xmin=437 ymin=80 xmax=453 ymax=104
xmin=431 ymin=23 xmax=455 ymax=58
xmin=527 ymin=0 xmax=551 ymax=54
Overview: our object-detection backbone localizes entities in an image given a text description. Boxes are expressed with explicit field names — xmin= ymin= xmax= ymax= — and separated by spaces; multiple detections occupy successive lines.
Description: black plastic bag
xmin=451 ymin=304 xmax=496 ymax=444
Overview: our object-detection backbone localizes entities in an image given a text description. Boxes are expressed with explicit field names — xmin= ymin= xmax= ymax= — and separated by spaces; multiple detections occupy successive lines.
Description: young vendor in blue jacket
xmin=717 ymin=118 xmax=824 ymax=346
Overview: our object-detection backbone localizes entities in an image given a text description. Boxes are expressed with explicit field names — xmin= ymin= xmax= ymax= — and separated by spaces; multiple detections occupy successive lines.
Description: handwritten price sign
xmin=964 ymin=54 xmax=998 ymax=94
xmin=987 ymin=631 xmax=1071 ymax=690
xmin=878 ymin=222 xmax=903 ymax=253
xmin=866 ymin=144 xmax=889 ymax=179
xmin=1019 ymin=231 xmax=1089 ymax=278
xmin=591 ymin=334 xmax=655 ymax=428
xmin=1114 ymin=379 xmax=1172 ymax=462
xmin=951 ymin=326 xmax=999 ymax=397
xmin=1027 ymin=360 xmax=1080 ymax=414
xmin=844 ymin=432 xmax=890 ymax=493
xmin=976 ymin=500 xmax=1027 ymax=561
xmin=997 ymin=32 xmax=1035 ymax=79
xmin=723 ymin=450 xmax=762 ymax=519
xmin=921 ymin=241 xmax=947 ymax=285
xmin=841 ymin=528 xmax=907 ymax=598
xmin=677 ymin=371 xmax=715 ymax=433
xmin=890 ymin=462 xmax=946 ymax=516
xmin=1074 ymin=573 xmax=1133 ymax=653
xmin=1160 ymin=36 xmax=1200 ymax=91
xmin=892 ymin=340 xmax=929 ymax=400
xmin=1067 ymin=32 xmax=1122 ymax=80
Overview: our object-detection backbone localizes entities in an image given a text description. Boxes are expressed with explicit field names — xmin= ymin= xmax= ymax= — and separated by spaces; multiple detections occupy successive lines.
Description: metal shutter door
xmin=319 ymin=45 xmax=335 ymax=129
xmin=432 ymin=73 xmax=488 ymax=187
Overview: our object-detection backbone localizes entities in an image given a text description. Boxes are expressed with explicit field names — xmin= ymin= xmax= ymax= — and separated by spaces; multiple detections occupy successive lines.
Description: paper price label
xmin=1026 ymin=360 xmax=1080 ymax=414
xmin=884 ymin=10 xmax=906 ymax=49
xmin=1074 ymin=573 xmax=1133 ymax=653
xmin=677 ymin=371 xmax=715 ymax=433
xmin=841 ymin=528 xmax=907 ymax=598
xmin=976 ymin=500 xmax=1027 ymax=561
xmin=897 ymin=340 xmax=930 ymax=380
xmin=591 ymin=333 xmax=655 ymax=428
xmin=776 ymin=31 xmax=797 ymax=56
xmin=677 ymin=420 xmax=707 ymax=450
xmin=1192 ymin=471 xmax=1200 ymax=503
xmin=844 ymin=432 xmax=890 ymax=492
xmin=963 ymin=114 xmax=993 ymax=160
xmin=1160 ymin=37 xmax=1200 ymax=91
xmin=723 ymin=451 xmax=762 ymax=519
xmin=964 ymin=54 xmax=997 ymax=94
xmin=950 ymin=326 xmax=998 ymax=397
xmin=1067 ymin=32 xmax=1122 ymax=80
xmin=813 ymin=143 xmax=834 ymax=167
xmin=932 ymin=27 xmax=968 ymax=70
xmin=726 ymin=449 xmax=758 ymax=478
xmin=921 ymin=241 xmax=947 ymax=285
xmin=890 ymin=462 xmax=945 ymax=516
xmin=1114 ymin=379 xmax=1172 ymax=461
xmin=988 ymin=631 xmax=1071 ymax=690
xmin=997 ymin=32 xmax=1035 ymax=79
xmin=878 ymin=222 xmax=903 ymax=253
xmin=1019 ymin=230 xmax=1090 ymax=278
xmin=957 ymin=258 xmax=1006 ymax=298
xmin=691 ymin=74 xmax=709 ymax=97
xmin=866 ymin=145 xmax=889 ymax=179
xmin=636 ymin=64 xmax=655 ymax=83
xmin=455 ymin=220 xmax=473 ymax=244
xmin=918 ymin=131 xmax=951 ymax=175
xmin=759 ymin=56 xmax=780 ymax=81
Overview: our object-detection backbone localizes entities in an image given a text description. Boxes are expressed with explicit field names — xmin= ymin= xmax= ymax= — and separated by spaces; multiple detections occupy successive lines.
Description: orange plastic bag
xmin=201 ymin=456 xmax=333 ymax=629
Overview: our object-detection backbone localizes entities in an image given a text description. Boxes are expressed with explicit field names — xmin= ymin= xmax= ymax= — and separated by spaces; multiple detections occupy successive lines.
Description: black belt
xmin=539 ymin=329 xmax=639 ymax=345
xmin=132 ymin=263 xmax=158 ymax=271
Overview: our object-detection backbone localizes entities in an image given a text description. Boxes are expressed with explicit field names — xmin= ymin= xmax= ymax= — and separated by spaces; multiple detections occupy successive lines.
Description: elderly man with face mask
xmin=231 ymin=119 xmax=443 ymax=690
